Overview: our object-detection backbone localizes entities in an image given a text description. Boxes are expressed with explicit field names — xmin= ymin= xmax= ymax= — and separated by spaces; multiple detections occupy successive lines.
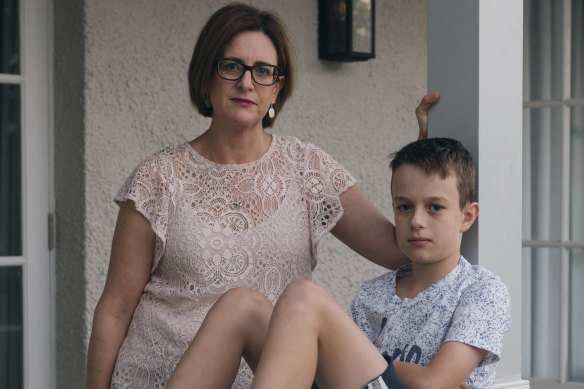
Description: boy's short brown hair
xmin=390 ymin=138 xmax=475 ymax=209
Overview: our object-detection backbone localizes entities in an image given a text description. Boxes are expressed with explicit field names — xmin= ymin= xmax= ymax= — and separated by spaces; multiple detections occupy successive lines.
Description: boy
xmin=167 ymin=138 xmax=510 ymax=389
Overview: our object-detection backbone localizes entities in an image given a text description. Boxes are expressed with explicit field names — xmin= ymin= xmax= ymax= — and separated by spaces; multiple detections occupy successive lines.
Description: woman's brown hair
xmin=188 ymin=3 xmax=294 ymax=128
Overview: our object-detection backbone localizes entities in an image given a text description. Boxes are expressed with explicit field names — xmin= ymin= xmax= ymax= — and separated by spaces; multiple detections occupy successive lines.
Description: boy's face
xmin=391 ymin=164 xmax=477 ymax=267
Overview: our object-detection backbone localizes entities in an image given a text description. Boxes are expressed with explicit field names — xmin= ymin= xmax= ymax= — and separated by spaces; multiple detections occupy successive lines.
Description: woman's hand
xmin=415 ymin=92 xmax=440 ymax=140
xmin=86 ymin=201 xmax=156 ymax=389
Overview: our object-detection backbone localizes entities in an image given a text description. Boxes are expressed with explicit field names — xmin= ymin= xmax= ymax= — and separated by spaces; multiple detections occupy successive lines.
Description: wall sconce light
xmin=318 ymin=0 xmax=375 ymax=61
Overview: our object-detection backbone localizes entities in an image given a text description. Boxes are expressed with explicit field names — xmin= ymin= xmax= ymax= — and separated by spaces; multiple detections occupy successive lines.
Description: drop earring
xmin=268 ymin=105 xmax=275 ymax=119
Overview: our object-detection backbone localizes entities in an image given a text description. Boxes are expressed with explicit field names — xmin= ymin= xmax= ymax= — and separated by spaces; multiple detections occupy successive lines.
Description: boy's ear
xmin=460 ymin=202 xmax=479 ymax=233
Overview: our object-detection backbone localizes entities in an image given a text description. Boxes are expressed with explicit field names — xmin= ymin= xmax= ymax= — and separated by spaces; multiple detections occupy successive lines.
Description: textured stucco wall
xmin=54 ymin=0 xmax=427 ymax=387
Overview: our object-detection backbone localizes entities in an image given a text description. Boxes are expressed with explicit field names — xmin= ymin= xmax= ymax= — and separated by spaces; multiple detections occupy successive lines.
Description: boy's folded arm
xmin=393 ymin=341 xmax=487 ymax=389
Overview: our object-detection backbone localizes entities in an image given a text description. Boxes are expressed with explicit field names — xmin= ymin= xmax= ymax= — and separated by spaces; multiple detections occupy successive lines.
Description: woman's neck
xmin=193 ymin=125 xmax=272 ymax=165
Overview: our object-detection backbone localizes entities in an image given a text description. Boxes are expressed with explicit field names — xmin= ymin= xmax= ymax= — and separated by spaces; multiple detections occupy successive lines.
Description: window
xmin=0 ymin=0 xmax=23 ymax=387
xmin=523 ymin=0 xmax=584 ymax=387
xmin=0 ymin=0 xmax=52 ymax=386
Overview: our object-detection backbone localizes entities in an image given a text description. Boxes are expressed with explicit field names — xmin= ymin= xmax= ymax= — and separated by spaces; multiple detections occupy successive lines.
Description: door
xmin=0 ymin=0 xmax=52 ymax=387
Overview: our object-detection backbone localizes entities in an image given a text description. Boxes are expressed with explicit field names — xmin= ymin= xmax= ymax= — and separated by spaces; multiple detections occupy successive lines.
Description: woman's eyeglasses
xmin=215 ymin=57 xmax=282 ymax=86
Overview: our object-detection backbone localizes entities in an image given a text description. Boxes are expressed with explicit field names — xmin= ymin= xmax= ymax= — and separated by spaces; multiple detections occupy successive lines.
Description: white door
xmin=0 ymin=0 xmax=52 ymax=387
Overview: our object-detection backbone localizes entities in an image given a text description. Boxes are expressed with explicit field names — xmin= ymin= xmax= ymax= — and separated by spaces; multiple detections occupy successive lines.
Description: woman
xmin=86 ymin=3 xmax=436 ymax=389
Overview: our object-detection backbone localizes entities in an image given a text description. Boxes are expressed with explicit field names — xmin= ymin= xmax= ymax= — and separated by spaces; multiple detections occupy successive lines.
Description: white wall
xmin=54 ymin=0 xmax=428 ymax=387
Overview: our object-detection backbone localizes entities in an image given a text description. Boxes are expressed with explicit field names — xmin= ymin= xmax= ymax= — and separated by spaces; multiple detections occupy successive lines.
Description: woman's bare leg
xmin=167 ymin=287 xmax=272 ymax=389
xmin=251 ymin=280 xmax=388 ymax=389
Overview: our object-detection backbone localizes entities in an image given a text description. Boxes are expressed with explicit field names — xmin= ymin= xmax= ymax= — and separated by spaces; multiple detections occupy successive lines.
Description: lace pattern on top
xmin=110 ymin=135 xmax=355 ymax=389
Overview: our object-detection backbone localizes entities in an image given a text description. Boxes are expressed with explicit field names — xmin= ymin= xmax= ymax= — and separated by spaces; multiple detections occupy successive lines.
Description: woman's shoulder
xmin=135 ymin=142 xmax=189 ymax=166
xmin=127 ymin=142 xmax=191 ymax=182
xmin=276 ymin=135 xmax=322 ymax=149
xmin=275 ymin=135 xmax=334 ymax=160
xmin=146 ymin=142 xmax=189 ymax=162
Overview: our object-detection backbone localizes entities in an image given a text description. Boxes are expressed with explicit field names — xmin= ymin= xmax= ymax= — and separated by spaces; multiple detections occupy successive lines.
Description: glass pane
xmin=0 ymin=0 xmax=20 ymax=75
xmin=0 ymin=84 xmax=21 ymax=256
xmin=0 ymin=266 xmax=22 ymax=389
xmin=572 ymin=106 xmax=584 ymax=241
xmin=569 ymin=248 xmax=584 ymax=382
xmin=572 ymin=0 xmax=584 ymax=99
xmin=324 ymin=0 xmax=347 ymax=55
xmin=521 ymin=247 xmax=533 ymax=378
xmin=528 ymin=247 xmax=562 ymax=380
xmin=524 ymin=107 xmax=562 ymax=240
xmin=352 ymin=0 xmax=372 ymax=53
xmin=527 ymin=0 xmax=563 ymax=101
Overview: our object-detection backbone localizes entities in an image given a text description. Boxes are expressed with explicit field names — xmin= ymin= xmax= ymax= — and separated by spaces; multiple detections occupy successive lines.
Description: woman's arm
xmin=331 ymin=185 xmax=408 ymax=270
xmin=393 ymin=341 xmax=486 ymax=389
xmin=332 ymin=93 xmax=441 ymax=269
xmin=86 ymin=201 xmax=156 ymax=389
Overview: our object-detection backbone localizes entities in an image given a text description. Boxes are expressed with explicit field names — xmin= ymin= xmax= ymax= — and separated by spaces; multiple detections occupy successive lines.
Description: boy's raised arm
xmin=393 ymin=341 xmax=486 ymax=389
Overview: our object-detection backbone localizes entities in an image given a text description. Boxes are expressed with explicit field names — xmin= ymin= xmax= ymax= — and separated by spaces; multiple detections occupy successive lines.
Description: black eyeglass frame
xmin=214 ymin=57 xmax=283 ymax=86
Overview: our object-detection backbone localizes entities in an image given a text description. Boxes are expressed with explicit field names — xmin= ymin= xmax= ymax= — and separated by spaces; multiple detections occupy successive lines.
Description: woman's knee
xmin=213 ymin=287 xmax=272 ymax=323
xmin=277 ymin=280 xmax=332 ymax=314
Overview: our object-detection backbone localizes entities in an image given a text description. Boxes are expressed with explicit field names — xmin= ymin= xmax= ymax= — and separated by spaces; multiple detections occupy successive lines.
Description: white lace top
xmin=110 ymin=135 xmax=356 ymax=389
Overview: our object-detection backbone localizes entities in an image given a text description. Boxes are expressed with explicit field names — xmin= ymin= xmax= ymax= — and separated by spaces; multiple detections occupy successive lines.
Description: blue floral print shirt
xmin=350 ymin=257 xmax=511 ymax=389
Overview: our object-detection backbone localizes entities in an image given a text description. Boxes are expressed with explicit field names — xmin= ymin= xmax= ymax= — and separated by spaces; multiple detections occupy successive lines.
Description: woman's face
xmin=208 ymin=31 xmax=284 ymax=130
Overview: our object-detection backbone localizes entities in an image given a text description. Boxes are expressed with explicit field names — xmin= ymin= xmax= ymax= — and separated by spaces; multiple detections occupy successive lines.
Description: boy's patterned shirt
xmin=350 ymin=257 xmax=511 ymax=389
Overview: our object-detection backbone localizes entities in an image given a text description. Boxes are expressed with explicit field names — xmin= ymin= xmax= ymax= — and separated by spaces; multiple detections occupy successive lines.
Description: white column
xmin=427 ymin=1 xmax=528 ymax=387
xmin=22 ymin=0 xmax=54 ymax=387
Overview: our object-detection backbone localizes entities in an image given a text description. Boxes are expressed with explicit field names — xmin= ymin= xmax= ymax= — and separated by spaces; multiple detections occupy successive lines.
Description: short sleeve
xmin=350 ymin=274 xmax=392 ymax=344
xmin=301 ymin=142 xmax=356 ymax=250
xmin=350 ymin=289 xmax=378 ymax=343
xmin=445 ymin=273 xmax=511 ymax=365
xmin=114 ymin=149 xmax=174 ymax=272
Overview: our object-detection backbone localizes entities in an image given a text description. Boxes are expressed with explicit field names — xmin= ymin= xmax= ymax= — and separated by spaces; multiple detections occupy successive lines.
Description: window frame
xmin=522 ymin=0 xmax=584 ymax=386
xmin=0 ymin=0 xmax=54 ymax=387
